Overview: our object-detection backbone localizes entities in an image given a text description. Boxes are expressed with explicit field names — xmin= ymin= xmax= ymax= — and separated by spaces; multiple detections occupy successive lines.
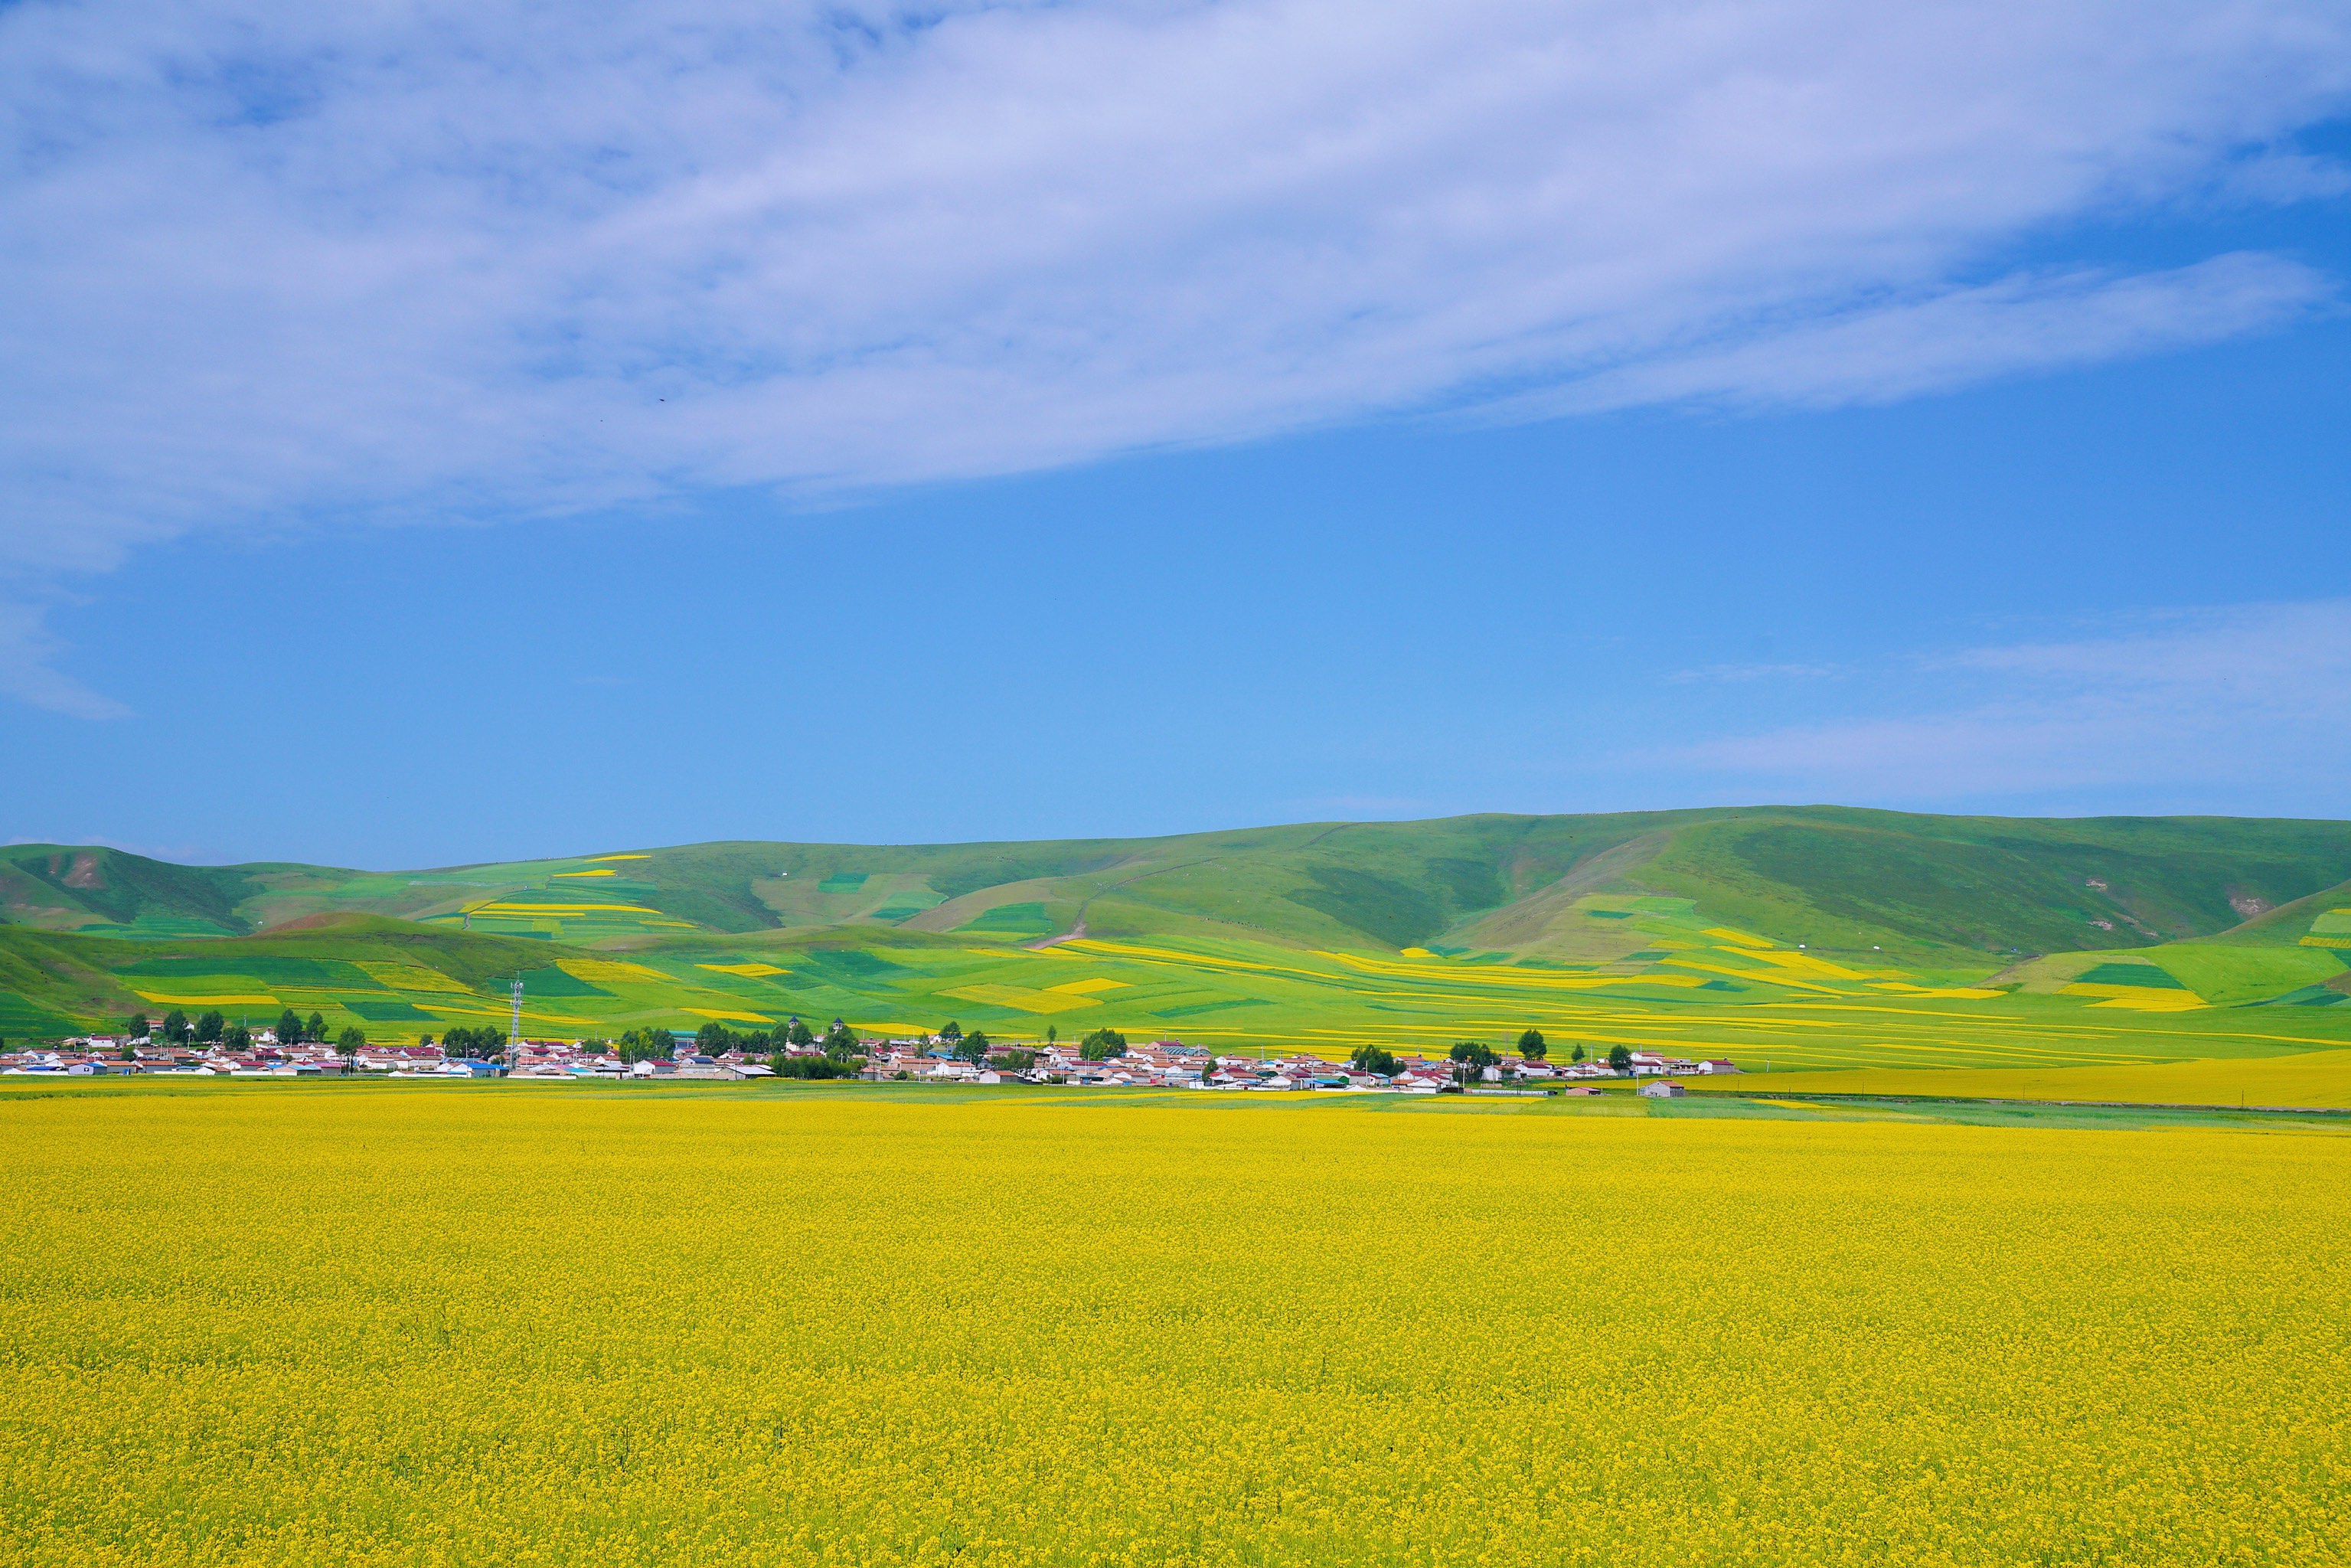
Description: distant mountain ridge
xmin=9 ymin=806 xmax=2351 ymax=962
xmin=8 ymin=808 xmax=2350 ymax=1053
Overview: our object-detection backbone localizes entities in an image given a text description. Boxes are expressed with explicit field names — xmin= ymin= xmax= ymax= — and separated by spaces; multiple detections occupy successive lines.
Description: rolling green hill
xmin=5 ymin=808 xmax=2349 ymax=1063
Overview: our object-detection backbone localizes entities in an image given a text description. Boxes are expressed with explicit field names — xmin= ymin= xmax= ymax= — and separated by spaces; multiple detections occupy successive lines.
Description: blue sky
xmin=2 ymin=0 xmax=2349 ymax=868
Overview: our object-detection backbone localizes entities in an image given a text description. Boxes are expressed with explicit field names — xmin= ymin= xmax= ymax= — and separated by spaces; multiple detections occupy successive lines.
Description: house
xmin=1696 ymin=1060 xmax=1741 ymax=1075
xmin=1638 ymin=1080 xmax=1687 ymax=1098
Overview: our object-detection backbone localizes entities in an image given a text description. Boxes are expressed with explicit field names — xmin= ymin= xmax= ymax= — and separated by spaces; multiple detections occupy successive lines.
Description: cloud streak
xmin=3 ymin=0 xmax=2349 ymax=710
xmin=1519 ymin=254 xmax=2335 ymax=416
xmin=0 ymin=603 xmax=132 ymax=720
xmin=1661 ymin=601 xmax=2351 ymax=808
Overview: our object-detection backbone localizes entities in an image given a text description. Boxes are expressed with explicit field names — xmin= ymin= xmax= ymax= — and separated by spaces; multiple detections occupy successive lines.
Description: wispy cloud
xmin=3 ymin=0 xmax=2349 ymax=710
xmin=1668 ymin=662 xmax=1847 ymax=685
xmin=1511 ymin=254 xmax=2335 ymax=417
xmin=1659 ymin=600 xmax=2351 ymax=808
xmin=0 ymin=603 xmax=131 ymax=720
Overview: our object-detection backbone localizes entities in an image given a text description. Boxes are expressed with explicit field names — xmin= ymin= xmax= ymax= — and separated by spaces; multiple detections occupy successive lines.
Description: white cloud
xmin=1664 ymin=601 xmax=2351 ymax=807
xmin=2 ymin=0 xmax=2349 ymax=708
xmin=1669 ymin=662 xmax=1847 ymax=684
xmin=0 ymin=603 xmax=132 ymax=720
xmin=1517 ymin=253 xmax=2335 ymax=416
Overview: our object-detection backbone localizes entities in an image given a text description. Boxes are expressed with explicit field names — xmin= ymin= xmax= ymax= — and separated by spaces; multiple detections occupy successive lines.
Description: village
xmin=2 ymin=1019 xmax=1742 ymax=1093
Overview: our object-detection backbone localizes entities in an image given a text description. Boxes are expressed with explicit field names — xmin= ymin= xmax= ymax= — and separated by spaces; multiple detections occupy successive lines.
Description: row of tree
xmin=930 ymin=1020 xmax=1045 ymax=1073
xmin=100 ymin=1008 xmax=369 ymax=1060
xmin=673 ymin=1016 xmax=862 ymax=1060
xmin=554 ymin=1015 xmax=874 ymax=1073
xmin=78 ymin=1011 xmax=1641 ymax=1079
xmin=1344 ymin=1030 xmax=1628 ymax=1080
xmin=434 ymin=1025 xmax=508 ymax=1058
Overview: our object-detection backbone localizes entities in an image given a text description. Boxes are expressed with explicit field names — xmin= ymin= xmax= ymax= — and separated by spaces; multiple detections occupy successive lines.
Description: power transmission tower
xmin=508 ymin=976 xmax=524 ymax=1073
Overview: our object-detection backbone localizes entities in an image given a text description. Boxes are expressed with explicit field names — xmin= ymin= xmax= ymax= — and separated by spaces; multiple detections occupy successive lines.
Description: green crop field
xmin=6 ymin=808 xmax=2351 ymax=1074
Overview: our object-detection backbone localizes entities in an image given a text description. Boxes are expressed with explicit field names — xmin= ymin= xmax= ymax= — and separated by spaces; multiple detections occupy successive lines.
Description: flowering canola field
xmin=1695 ymin=1048 xmax=2351 ymax=1110
xmin=4 ymin=1085 xmax=2348 ymax=1566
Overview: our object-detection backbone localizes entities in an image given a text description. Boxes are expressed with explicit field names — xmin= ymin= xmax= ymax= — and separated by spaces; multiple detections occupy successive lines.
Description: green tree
xmin=1079 ymin=1027 xmax=1128 ymax=1062
xmin=618 ymin=1027 xmax=674 ymax=1064
xmin=223 ymin=1023 xmax=253 ymax=1053
xmin=1608 ymin=1044 xmax=1634 ymax=1073
xmin=1350 ymin=1044 xmax=1400 ymax=1076
xmin=338 ymin=1025 xmax=367 ymax=1054
xmin=194 ymin=1010 xmax=226 ymax=1044
xmin=1571 ymin=1042 xmax=1585 ymax=1063
xmin=938 ymin=1020 xmax=964 ymax=1045
xmin=117 ymin=1037 xmax=138 ymax=1062
xmin=785 ymin=1017 xmax=814 ymax=1048
xmin=276 ymin=1008 xmax=304 ymax=1046
xmin=1448 ymin=1040 xmax=1497 ymax=1086
xmin=1044 ymin=1024 xmax=1058 ymax=1045
xmin=774 ymin=1054 xmax=848 ymax=1080
xmin=120 ymin=1013 xmax=150 ymax=1041
xmin=305 ymin=1011 xmax=325 ymax=1044
xmin=439 ymin=1024 xmax=507 ymax=1059
xmin=161 ymin=1008 xmax=189 ymax=1044
xmin=694 ymin=1020 xmax=736 ymax=1057
xmin=821 ymin=1021 xmax=860 ymax=1060
xmin=1517 ymin=1028 xmax=1546 ymax=1060
xmin=998 ymin=1047 xmax=1037 ymax=1073
xmin=956 ymin=1029 xmax=991 ymax=1066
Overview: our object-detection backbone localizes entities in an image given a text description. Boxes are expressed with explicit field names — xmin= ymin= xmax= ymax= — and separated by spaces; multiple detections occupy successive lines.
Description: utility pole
xmin=508 ymin=976 xmax=524 ymax=1074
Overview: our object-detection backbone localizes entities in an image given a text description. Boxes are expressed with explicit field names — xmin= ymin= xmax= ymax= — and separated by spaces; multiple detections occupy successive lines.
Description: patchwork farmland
xmin=5 ymin=807 xmax=2349 ymax=1075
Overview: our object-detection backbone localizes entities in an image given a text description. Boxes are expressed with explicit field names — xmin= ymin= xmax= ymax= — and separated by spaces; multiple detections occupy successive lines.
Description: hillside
xmin=5 ymin=808 xmax=2349 ymax=1058
xmin=12 ymin=808 xmax=2351 ymax=956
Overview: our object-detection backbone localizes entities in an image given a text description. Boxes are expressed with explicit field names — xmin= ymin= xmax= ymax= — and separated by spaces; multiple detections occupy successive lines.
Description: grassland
xmin=2 ymin=1084 xmax=2346 ymax=1566
xmin=11 ymin=808 xmax=2351 ymax=961
xmin=5 ymin=810 xmax=2349 ymax=1082
xmin=9 ymin=910 xmax=2351 ymax=1073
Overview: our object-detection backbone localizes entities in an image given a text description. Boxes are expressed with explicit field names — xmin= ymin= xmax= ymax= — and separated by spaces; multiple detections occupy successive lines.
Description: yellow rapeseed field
xmin=2 ymin=1086 xmax=2347 ymax=1566
xmin=1702 ymin=1047 xmax=2351 ymax=1109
